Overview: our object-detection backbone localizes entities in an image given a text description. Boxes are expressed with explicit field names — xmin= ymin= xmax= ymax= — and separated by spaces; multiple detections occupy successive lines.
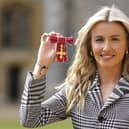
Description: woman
xmin=20 ymin=5 xmax=129 ymax=128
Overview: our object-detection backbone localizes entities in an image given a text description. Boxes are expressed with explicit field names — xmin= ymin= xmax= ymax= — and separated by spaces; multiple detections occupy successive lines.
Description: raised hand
xmin=33 ymin=32 xmax=62 ymax=78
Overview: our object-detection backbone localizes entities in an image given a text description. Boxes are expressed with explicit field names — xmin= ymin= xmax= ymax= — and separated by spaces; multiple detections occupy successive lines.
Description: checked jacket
xmin=20 ymin=72 xmax=129 ymax=129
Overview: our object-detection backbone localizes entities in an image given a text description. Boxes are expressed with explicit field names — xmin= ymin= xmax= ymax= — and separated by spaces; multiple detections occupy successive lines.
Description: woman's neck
xmin=98 ymin=65 xmax=122 ymax=87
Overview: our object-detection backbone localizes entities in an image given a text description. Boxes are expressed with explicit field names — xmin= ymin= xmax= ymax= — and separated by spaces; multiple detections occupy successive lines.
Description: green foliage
xmin=0 ymin=119 xmax=73 ymax=129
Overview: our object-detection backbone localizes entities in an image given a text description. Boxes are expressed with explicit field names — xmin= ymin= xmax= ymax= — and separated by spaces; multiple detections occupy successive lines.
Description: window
xmin=7 ymin=65 xmax=21 ymax=102
xmin=1 ymin=3 xmax=29 ymax=49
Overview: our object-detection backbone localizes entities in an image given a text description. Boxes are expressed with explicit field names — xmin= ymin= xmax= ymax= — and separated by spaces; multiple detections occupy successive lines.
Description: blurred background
xmin=0 ymin=0 xmax=129 ymax=129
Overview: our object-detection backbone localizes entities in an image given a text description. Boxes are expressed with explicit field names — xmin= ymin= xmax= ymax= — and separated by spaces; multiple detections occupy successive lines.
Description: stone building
xmin=0 ymin=0 xmax=43 ymax=104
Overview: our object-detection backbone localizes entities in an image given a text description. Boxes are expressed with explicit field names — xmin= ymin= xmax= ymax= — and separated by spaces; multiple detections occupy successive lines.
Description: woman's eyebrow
xmin=111 ymin=34 xmax=121 ymax=37
xmin=94 ymin=34 xmax=121 ymax=37
xmin=94 ymin=35 xmax=103 ymax=38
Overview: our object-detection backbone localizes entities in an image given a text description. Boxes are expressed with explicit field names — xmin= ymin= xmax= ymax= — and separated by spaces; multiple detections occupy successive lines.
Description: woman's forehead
xmin=91 ymin=21 xmax=127 ymax=36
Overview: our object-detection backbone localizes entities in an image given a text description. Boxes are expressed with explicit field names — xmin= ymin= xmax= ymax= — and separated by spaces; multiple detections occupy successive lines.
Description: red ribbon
xmin=49 ymin=35 xmax=74 ymax=62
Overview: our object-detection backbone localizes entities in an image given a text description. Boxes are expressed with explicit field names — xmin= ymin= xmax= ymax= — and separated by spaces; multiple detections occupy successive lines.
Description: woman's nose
xmin=103 ymin=41 xmax=112 ymax=51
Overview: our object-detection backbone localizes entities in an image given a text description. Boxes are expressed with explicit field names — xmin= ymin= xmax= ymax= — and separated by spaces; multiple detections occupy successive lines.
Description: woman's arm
xmin=20 ymin=32 xmax=68 ymax=128
xmin=20 ymin=72 xmax=68 ymax=128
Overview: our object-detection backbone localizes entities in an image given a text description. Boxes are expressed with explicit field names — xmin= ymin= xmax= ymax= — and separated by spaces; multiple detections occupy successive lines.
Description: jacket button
xmin=98 ymin=116 xmax=105 ymax=122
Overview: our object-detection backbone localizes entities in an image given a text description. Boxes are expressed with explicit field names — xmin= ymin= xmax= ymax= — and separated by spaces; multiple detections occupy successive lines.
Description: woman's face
xmin=91 ymin=21 xmax=127 ymax=69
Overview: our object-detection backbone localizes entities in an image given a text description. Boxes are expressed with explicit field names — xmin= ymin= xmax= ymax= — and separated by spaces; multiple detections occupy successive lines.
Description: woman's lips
xmin=100 ymin=54 xmax=115 ymax=60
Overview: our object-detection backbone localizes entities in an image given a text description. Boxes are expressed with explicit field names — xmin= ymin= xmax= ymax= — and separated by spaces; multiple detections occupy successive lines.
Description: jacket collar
xmin=101 ymin=76 xmax=129 ymax=111
xmin=88 ymin=72 xmax=129 ymax=111
xmin=88 ymin=72 xmax=103 ymax=109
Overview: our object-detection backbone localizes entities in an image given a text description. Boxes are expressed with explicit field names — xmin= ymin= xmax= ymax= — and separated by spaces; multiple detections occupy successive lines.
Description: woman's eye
xmin=95 ymin=38 xmax=104 ymax=42
xmin=112 ymin=38 xmax=120 ymax=41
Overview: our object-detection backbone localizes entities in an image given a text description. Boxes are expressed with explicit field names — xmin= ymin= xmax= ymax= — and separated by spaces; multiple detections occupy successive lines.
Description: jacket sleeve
xmin=19 ymin=72 xmax=68 ymax=128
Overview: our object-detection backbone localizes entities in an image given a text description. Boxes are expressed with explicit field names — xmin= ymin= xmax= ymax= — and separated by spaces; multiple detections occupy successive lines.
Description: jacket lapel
xmin=100 ymin=76 xmax=129 ymax=111
xmin=88 ymin=72 xmax=103 ymax=109
xmin=88 ymin=73 xmax=129 ymax=111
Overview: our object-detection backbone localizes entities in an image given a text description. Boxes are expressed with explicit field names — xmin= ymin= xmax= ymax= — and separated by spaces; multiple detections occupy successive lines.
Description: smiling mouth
xmin=100 ymin=55 xmax=115 ymax=60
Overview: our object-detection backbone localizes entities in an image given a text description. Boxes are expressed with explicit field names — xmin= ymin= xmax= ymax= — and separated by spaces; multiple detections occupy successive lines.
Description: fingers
xmin=41 ymin=31 xmax=64 ymax=43
xmin=42 ymin=33 xmax=48 ymax=42
xmin=49 ymin=31 xmax=63 ymax=37
xmin=41 ymin=33 xmax=49 ymax=44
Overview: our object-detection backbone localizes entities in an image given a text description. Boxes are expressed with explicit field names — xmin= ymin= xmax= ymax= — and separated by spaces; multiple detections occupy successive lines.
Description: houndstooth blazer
xmin=20 ymin=72 xmax=129 ymax=129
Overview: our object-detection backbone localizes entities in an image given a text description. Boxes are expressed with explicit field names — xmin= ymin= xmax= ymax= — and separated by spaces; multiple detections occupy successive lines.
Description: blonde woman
xmin=20 ymin=5 xmax=129 ymax=128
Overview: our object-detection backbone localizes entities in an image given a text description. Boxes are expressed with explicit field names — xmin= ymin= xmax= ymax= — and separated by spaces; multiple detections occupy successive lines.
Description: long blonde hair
xmin=64 ymin=5 xmax=129 ymax=112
